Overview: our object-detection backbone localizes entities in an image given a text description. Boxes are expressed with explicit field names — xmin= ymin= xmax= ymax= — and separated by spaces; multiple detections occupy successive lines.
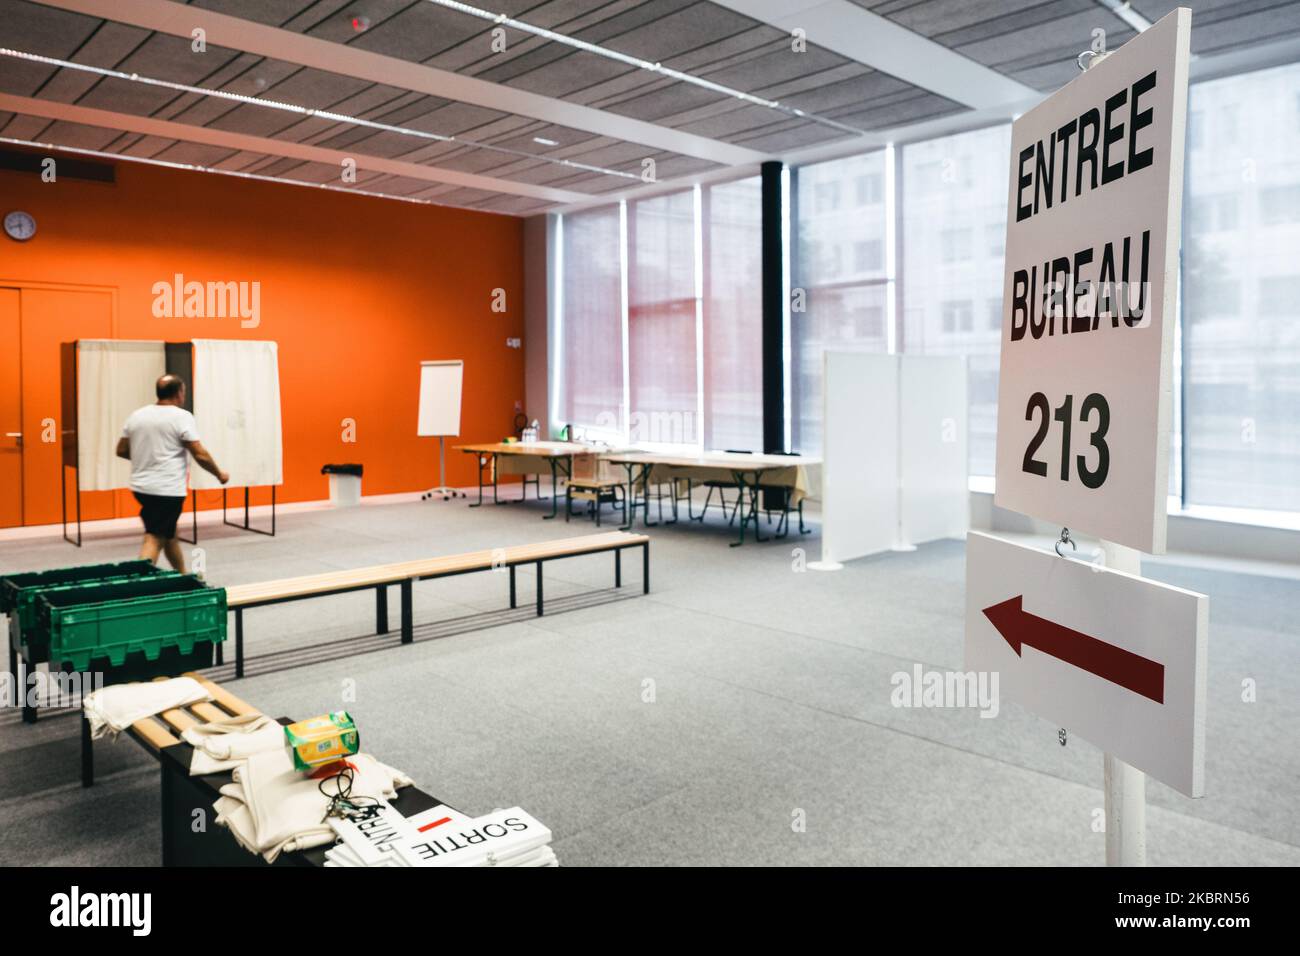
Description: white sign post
xmin=979 ymin=8 xmax=1199 ymax=866
xmin=993 ymin=9 xmax=1191 ymax=555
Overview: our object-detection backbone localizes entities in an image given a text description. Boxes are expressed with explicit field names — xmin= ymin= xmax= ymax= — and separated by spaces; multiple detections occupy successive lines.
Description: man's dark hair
xmin=156 ymin=374 xmax=185 ymax=400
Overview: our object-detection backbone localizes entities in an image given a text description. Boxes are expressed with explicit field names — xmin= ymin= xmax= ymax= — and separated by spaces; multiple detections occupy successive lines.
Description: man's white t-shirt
xmin=122 ymin=404 xmax=200 ymax=497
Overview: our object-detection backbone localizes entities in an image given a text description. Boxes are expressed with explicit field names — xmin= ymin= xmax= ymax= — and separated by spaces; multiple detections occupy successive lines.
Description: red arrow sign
xmin=983 ymin=596 xmax=1165 ymax=704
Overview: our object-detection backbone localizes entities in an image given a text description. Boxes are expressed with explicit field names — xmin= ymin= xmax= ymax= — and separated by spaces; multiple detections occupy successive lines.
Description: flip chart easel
xmin=417 ymin=360 xmax=463 ymax=502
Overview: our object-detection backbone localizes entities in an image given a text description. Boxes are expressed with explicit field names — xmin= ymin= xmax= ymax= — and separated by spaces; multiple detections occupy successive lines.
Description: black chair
xmin=693 ymin=450 xmax=750 ymax=523
xmin=760 ymin=451 xmax=809 ymax=537
xmin=644 ymin=474 xmax=690 ymax=524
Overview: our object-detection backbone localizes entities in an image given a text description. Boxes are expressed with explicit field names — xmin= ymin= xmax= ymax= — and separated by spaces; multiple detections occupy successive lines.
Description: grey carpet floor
xmin=1 ymin=495 xmax=1297 ymax=866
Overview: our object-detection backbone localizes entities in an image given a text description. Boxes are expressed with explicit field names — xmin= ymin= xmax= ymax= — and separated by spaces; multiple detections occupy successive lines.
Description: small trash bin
xmin=321 ymin=464 xmax=363 ymax=508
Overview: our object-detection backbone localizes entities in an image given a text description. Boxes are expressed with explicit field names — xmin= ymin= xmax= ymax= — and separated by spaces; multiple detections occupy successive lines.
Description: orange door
xmin=0 ymin=288 xmax=21 ymax=527
xmin=19 ymin=287 xmax=114 ymax=526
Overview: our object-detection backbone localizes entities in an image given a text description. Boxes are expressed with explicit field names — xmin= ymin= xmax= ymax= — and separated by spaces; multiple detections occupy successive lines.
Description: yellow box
xmin=283 ymin=712 xmax=359 ymax=771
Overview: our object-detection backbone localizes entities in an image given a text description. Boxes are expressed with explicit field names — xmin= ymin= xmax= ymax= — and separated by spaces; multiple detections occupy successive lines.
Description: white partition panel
xmin=900 ymin=355 xmax=969 ymax=546
xmin=820 ymin=351 xmax=898 ymax=564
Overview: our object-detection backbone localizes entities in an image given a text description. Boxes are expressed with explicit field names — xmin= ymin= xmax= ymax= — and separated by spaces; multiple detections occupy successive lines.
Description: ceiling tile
xmin=0 ymin=0 xmax=100 ymax=57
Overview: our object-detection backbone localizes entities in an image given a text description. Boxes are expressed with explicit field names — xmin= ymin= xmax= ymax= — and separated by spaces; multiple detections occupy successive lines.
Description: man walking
xmin=115 ymin=374 xmax=228 ymax=572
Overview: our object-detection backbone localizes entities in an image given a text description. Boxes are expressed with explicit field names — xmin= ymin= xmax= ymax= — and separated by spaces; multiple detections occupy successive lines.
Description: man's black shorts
xmin=133 ymin=492 xmax=186 ymax=539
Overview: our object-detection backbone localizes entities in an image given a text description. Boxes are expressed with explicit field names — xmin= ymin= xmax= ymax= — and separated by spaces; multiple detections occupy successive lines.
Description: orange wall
xmin=0 ymin=158 xmax=526 ymax=523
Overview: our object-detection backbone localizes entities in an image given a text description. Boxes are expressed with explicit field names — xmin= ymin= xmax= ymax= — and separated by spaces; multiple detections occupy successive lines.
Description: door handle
xmin=3 ymin=432 xmax=20 ymax=447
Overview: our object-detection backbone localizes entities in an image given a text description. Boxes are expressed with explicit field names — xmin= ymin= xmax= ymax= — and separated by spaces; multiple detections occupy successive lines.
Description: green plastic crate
xmin=11 ymin=571 xmax=184 ymax=664
xmin=37 ymin=574 xmax=227 ymax=672
xmin=3 ymin=562 xmax=175 ymax=665
xmin=1 ymin=560 xmax=164 ymax=615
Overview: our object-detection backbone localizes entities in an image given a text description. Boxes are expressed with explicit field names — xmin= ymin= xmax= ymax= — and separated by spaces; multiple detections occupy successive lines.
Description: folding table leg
xmin=620 ymin=463 xmax=636 ymax=530
xmin=235 ymin=608 xmax=245 ymax=679
xmin=471 ymin=457 xmax=486 ymax=507
xmin=535 ymin=561 xmax=544 ymax=617
xmin=510 ymin=565 xmax=517 ymax=609
xmin=615 ymin=548 xmax=622 ymax=588
xmin=543 ymin=460 xmax=559 ymax=519
xmin=730 ymin=475 xmax=748 ymax=547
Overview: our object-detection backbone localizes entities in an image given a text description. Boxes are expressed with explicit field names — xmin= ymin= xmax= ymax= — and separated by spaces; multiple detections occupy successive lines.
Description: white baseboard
xmin=0 ymin=488 xmax=473 ymax=543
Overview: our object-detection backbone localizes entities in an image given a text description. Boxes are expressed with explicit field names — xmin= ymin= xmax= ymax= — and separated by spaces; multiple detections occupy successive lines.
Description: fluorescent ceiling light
xmin=0 ymin=135 xmax=511 ymax=211
xmin=1095 ymin=0 xmax=1154 ymax=33
xmin=533 ymin=136 xmax=559 ymax=146
xmin=424 ymin=0 xmax=869 ymax=137
xmin=0 ymin=48 xmax=640 ymax=181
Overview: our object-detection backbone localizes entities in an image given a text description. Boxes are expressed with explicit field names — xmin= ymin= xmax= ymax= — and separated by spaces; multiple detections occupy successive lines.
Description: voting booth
xmin=60 ymin=338 xmax=284 ymax=545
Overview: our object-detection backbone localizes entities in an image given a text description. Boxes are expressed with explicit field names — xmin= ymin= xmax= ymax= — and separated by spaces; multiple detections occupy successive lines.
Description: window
xmin=941 ymin=300 xmax=973 ymax=333
xmin=815 ymin=181 xmax=841 ymax=214
xmin=1258 ymin=276 xmax=1300 ymax=315
xmin=1185 ymin=278 xmax=1240 ymax=322
xmin=557 ymin=185 xmax=757 ymax=452
xmin=986 ymin=222 xmax=1005 ymax=257
xmin=627 ymin=190 xmax=698 ymax=446
xmin=901 ymin=124 xmax=1013 ymax=477
xmin=1182 ymin=61 xmax=1300 ymax=512
xmin=1219 ymin=107 xmax=1238 ymax=141
xmin=940 ymin=227 xmax=972 ymax=262
xmin=702 ymin=177 xmax=764 ymax=451
xmin=1260 ymin=184 xmax=1300 ymax=226
xmin=1191 ymin=193 xmax=1239 ymax=232
xmin=855 ymin=173 xmax=882 ymax=205
xmin=558 ymin=206 xmax=623 ymax=433
xmin=987 ymin=297 xmax=1002 ymax=330
xmin=855 ymin=239 xmax=884 ymax=274
xmin=792 ymin=150 xmax=890 ymax=453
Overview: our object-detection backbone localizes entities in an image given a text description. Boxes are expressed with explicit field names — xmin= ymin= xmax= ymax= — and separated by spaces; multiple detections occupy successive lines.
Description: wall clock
xmin=4 ymin=211 xmax=36 ymax=241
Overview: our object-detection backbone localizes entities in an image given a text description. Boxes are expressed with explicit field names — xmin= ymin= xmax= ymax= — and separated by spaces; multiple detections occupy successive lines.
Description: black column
xmin=760 ymin=160 xmax=785 ymax=455
xmin=164 ymin=341 xmax=194 ymax=411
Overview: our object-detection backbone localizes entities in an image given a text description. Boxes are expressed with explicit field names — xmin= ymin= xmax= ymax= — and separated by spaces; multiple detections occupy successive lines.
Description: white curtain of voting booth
xmin=77 ymin=340 xmax=167 ymax=491
xmin=190 ymin=339 xmax=283 ymax=489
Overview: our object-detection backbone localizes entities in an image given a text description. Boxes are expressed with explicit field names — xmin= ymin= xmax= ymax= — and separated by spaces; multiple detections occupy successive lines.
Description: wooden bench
xmin=221 ymin=531 xmax=649 ymax=677
xmin=79 ymin=672 xmax=258 ymax=788
xmin=94 ymin=674 xmax=455 ymax=866
xmin=116 ymin=674 xmax=258 ymax=758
